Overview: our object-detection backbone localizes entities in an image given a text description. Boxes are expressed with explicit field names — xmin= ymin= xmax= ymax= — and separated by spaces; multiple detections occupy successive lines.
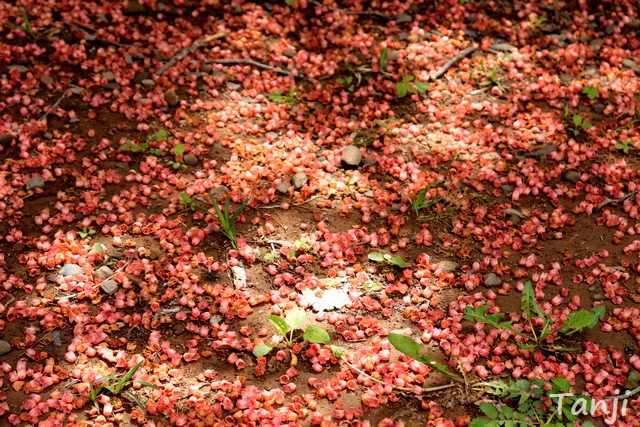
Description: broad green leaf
xmin=285 ymin=307 xmax=306 ymax=330
xmin=387 ymin=333 xmax=461 ymax=380
xmin=551 ymin=377 xmax=570 ymax=393
xmin=572 ymin=115 xmax=582 ymax=126
xmin=303 ymin=325 xmax=330 ymax=344
xmin=521 ymin=281 xmax=545 ymax=319
xmin=560 ymin=307 xmax=604 ymax=335
xmin=463 ymin=306 xmax=516 ymax=332
xmin=468 ymin=419 xmax=489 ymax=427
xmin=263 ymin=253 xmax=275 ymax=262
xmin=396 ymin=83 xmax=408 ymax=98
xmin=94 ymin=243 xmax=104 ymax=256
xmin=501 ymin=405 xmax=514 ymax=419
xmin=173 ymin=144 xmax=185 ymax=156
xmin=253 ymin=343 xmax=274 ymax=357
xmin=379 ymin=48 xmax=388 ymax=68
xmin=403 ymin=75 xmax=414 ymax=82
xmin=285 ymin=0 xmax=295 ymax=5
xmin=348 ymin=175 xmax=358 ymax=185
xmin=267 ymin=315 xmax=288 ymax=337
xmin=368 ymin=252 xmax=385 ymax=262
xmin=389 ymin=257 xmax=408 ymax=268
xmin=479 ymin=402 xmax=499 ymax=420
xmin=415 ymin=81 xmax=430 ymax=93
xmin=582 ymin=121 xmax=593 ymax=129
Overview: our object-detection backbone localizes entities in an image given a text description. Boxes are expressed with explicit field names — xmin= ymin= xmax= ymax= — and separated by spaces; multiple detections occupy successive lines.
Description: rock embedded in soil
xmin=622 ymin=59 xmax=640 ymax=73
xmin=592 ymin=103 xmax=605 ymax=114
xmin=184 ymin=154 xmax=198 ymax=166
xmin=591 ymin=293 xmax=606 ymax=302
xmin=133 ymin=72 xmax=150 ymax=83
xmin=164 ymin=90 xmax=179 ymax=106
xmin=0 ymin=340 xmax=11 ymax=356
xmin=490 ymin=42 xmax=517 ymax=51
xmin=396 ymin=13 xmax=413 ymax=24
xmin=437 ymin=260 xmax=459 ymax=272
xmin=100 ymin=279 xmax=118 ymax=295
xmin=59 ymin=263 xmax=83 ymax=276
xmin=0 ymin=133 xmax=14 ymax=145
xmin=210 ymin=186 xmax=229 ymax=200
xmin=276 ymin=182 xmax=292 ymax=194
xmin=501 ymin=184 xmax=513 ymax=192
xmin=341 ymin=145 xmax=362 ymax=167
xmin=484 ymin=273 xmax=502 ymax=287
xmin=101 ymin=71 xmax=116 ymax=81
xmin=40 ymin=75 xmax=55 ymax=85
xmin=26 ymin=177 xmax=45 ymax=191
xmin=524 ymin=144 xmax=557 ymax=158
xmin=283 ymin=49 xmax=296 ymax=58
xmin=94 ymin=266 xmax=114 ymax=280
xmin=9 ymin=65 xmax=29 ymax=73
xmin=141 ymin=79 xmax=155 ymax=88
xmin=563 ymin=170 xmax=581 ymax=184
xmin=362 ymin=157 xmax=377 ymax=166
xmin=226 ymin=82 xmax=242 ymax=91
xmin=292 ymin=173 xmax=308 ymax=189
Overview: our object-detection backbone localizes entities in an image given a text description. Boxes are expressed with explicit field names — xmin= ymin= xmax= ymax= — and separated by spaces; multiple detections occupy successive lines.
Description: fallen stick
xmin=430 ymin=45 xmax=478 ymax=80
xmin=155 ymin=32 xmax=226 ymax=76
xmin=62 ymin=19 xmax=150 ymax=50
xmin=39 ymin=91 xmax=68 ymax=122
xmin=596 ymin=190 xmax=639 ymax=210
xmin=205 ymin=58 xmax=294 ymax=76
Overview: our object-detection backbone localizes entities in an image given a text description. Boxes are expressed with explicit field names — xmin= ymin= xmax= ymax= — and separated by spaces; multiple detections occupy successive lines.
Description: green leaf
xmin=253 ymin=343 xmax=274 ymax=357
xmin=387 ymin=333 xmax=461 ymax=380
xmin=303 ymin=325 xmax=330 ymax=344
xmin=115 ymin=361 xmax=144 ymax=393
xmin=285 ymin=307 xmax=306 ymax=330
xmin=479 ymin=402 xmax=499 ymax=420
xmin=389 ymin=257 xmax=408 ymax=268
xmin=415 ymin=81 xmax=430 ymax=93
xmin=468 ymin=419 xmax=489 ymax=427
xmin=572 ymin=114 xmax=582 ymax=126
xmin=582 ymin=121 xmax=593 ymax=129
xmin=173 ymin=144 xmax=185 ymax=156
xmin=125 ymin=391 xmax=146 ymax=411
xmin=285 ymin=0 xmax=295 ymax=5
xmin=348 ymin=175 xmax=358 ymax=185
xmin=267 ymin=315 xmax=288 ymax=337
xmin=560 ymin=307 xmax=605 ymax=335
xmin=379 ymin=48 xmax=388 ymax=69
xmin=463 ymin=305 xmax=516 ymax=333
xmin=263 ymin=253 xmax=275 ymax=262
xmin=330 ymin=345 xmax=344 ymax=358
xmin=551 ymin=377 xmax=571 ymax=393
xmin=501 ymin=405 xmax=514 ymax=419
xmin=521 ymin=281 xmax=545 ymax=319
xmin=368 ymin=252 xmax=385 ymax=262
xmin=403 ymin=75 xmax=415 ymax=82
xmin=132 ymin=379 xmax=157 ymax=389
xmin=94 ymin=243 xmax=104 ymax=256
xmin=396 ymin=83 xmax=408 ymax=98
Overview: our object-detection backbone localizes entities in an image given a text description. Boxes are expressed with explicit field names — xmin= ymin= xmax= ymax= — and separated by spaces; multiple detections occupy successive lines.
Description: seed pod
xmin=290 ymin=352 xmax=298 ymax=367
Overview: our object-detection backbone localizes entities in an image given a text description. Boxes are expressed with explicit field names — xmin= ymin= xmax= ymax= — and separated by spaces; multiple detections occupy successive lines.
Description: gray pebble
xmin=491 ymin=42 xmax=517 ymax=52
xmin=184 ymin=154 xmax=198 ymax=166
xmin=137 ymin=98 xmax=153 ymax=104
xmin=40 ymin=75 xmax=55 ymax=85
xmin=283 ymin=49 xmax=296 ymax=58
xmin=133 ymin=72 xmax=150 ymax=83
xmin=276 ymin=182 xmax=292 ymax=194
xmin=398 ymin=32 xmax=410 ymax=41
xmin=588 ymin=285 xmax=597 ymax=292
xmin=622 ymin=58 xmax=640 ymax=73
xmin=591 ymin=293 xmax=606 ymax=301
xmin=292 ymin=173 xmax=308 ymax=189
xmin=524 ymin=144 xmax=558 ymax=158
xmin=563 ymin=170 xmax=581 ymax=184
xmin=9 ymin=65 xmax=29 ymax=73
xmin=59 ymin=263 xmax=83 ymax=276
xmin=592 ymin=103 xmax=605 ymax=114
xmin=124 ymin=55 xmax=133 ymax=65
xmin=100 ymin=279 xmax=118 ymax=295
xmin=164 ymin=90 xmax=179 ymax=106
xmin=68 ymin=86 xmax=84 ymax=95
xmin=396 ymin=13 xmax=413 ymax=24
xmin=387 ymin=50 xmax=401 ymax=61
xmin=0 ymin=340 xmax=10 ymax=356
xmin=43 ymin=132 xmax=53 ymax=140
xmin=201 ymin=63 xmax=212 ymax=73
xmin=50 ymin=330 xmax=62 ymax=347
xmin=362 ymin=157 xmax=377 ymax=166
xmin=94 ymin=265 xmax=114 ymax=280
xmin=341 ymin=145 xmax=362 ymax=167
xmin=226 ymin=82 xmax=242 ymax=91
xmin=102 ymin=71 xmax=116 ymax=81
xmin=501 ymin=184 xmax=513 ymax=192
xmin=605 ymin=25 xmax=616 ymax=35
xmin=141 ymin=79 xmax=156 ymax=88
xmin=484 ymin=273 xmax=502 ymax=287
xmin=26 ymin=176 xmax=45 ymax=191
xmin=363 ymin=190 xmax=374 ymax=198
xmin=437 ymin=260 xmax=459 ymax=272
xmin=0 ymin=133 xmax=14 ymax=145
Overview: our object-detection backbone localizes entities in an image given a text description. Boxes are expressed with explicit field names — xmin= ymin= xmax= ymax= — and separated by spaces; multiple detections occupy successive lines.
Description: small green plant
xmin=368 ymin=252 xmax=408 ymax=268
xmin=121 ymin=130 xmax=169 ymax=156
xmin=168 ymin=160 xmax=186 ymax=170
xmin=94 ymin=243 xmax=104 ymax=256
xmin=533 ymin=14 xmax=547 ymax=27
xmin=614 ymin=139 xmax=636 ymax=153
xmin=582 ymin=85 xmax=599 ymax=100
xmin=569 ymin=114 xmax=593 ymax=136
xmin=473 ymin=60 xmax=503 ymax=91
xmin=207 ymin=193 xmax=250 ymax=249
xmin=408 ymin=180 xmax=446 ymax=215
xmin=288 ymin=238 xmax=314 ymax=258
xmin=363 ymin=282 xmax=383 ymax=292
xmin=336 ymin=75 xmax=356 ymax=92
xmin=83 ymin=361 xmax=156 ymax=411
xmin=8 ymin=8 xmax=37 ymax=40
xmin=463 ymin=281 xmax=605 ymax=349
xmin=179 ymin=192 xmax=196 ymax=211
xmin=284 ymin=0 xmax=295 ymax=5
xmin=268 ymin=89 xmax=298 ymax=105
xmin=396 ymin=75 xmax=430 ymax=98
xmin=78 ymin=226 xmax=96 ymax=239
xmin=253 ymin=307 xmax=330 ymax=362
xmin=470 ymin=377 xmax=594 ymax=427
xmin=388 ymin=333 xmax=462 ymax=381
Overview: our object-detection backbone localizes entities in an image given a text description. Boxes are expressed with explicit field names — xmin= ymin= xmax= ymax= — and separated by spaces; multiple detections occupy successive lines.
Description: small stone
xmin=137 ymin=98 xmax=153 ymax=104
xmin=502 ymin=208 xmax=525 ymax=219
xmin=591 ymin=293 xmax=606 ymax=302
xmin=69 ymin=118 xmax=80 ymax=123
xmin=26 ymin=177 xmax=45 ymax=191
xmin=501 ymin=184 xmax=513 ymax=192
xmin=0 ymin=340 xmax=10 ymax=356
xmin=464 ymin=30 xmax=477 ymax=38
xmin=276 ymin=182 xmax=292 ymax=194
xmin=201 ymin=63 xmax=213 ymax=73
xmin=363 ymin=190 xmax=374 ymax=198
xmin=584 ymin=67 xmax=597 ymax=76
xmin=550 ymin=33 xmax=567 ymax=42
xmin=622 ymin=58 xmax=640 ymax=73
xmin=398 ymin=32 xmax=410 ymax=41
xmin=579 ymin=34 xmax=590 ymax=43
xmin=341 ymin=145 xmax=362 ymax=167
xmin=174 ymin=324 xmax=185 ymax=336
xmin=184 ymin=154 xmax=198 ymax=166
xmin=263 ymin=2 xmax=274 ymax=11
xmin=226 ymin=82 xmax=242 ymax=91
xmin=589 ymin=39 xmax=603 ymax=51
xmin=141 ymin=79 xmax=155 ymax=88
xmin=67 ymin=86 xmax=84 ymax=95
xmin=0 ymin=133 xmax=14 ymax=145
xmin=101 ymin=71 xmax=115 ymax=81
xmin=266 ymin=132 xmax=278 ymax=140
xmin=43 ymin=132 xmax=53 ymax=140
xmin=40 ymin=75 xmax=54 ymax=85
xmin=9 ymin=65 xmax=29 ymax=73
xmin=47 ymin=274 xmax=57 ymax=282
xmin=124 ymin=55 xmax=133 ymax=64
xmin=133 ymin=72 xmax=150 ymax=83
xmin=96 ymin=13 xmax=109 ymax=23
xmin=94 ymin=266 xmax=114 ymax=280
xmin=362 ymin=157 xmax=377 ymax=166
xmin=164 ymin=90 xmax=179 ymax=106
xmin=387 ymin=50 xmax=401 ymax=61
xmin=559 ymin=73 xmax=573 ymax=85
xmin=124 ymin=1 xmax=146 ymax=14
xmin=605 ymin=24 xmax=616 ymax=35
xmin=484 ymin=152 xmax=501 ymax=161
xmin=59 ymin=263 xmax=83 ymax=277
xmin=132 ymin=52 xmax=145 ymax=60
xmin=563 ymin=170 xmax=581 ymax=184
xmin=588 ymin=285 xmax=597 ymax=292
xmin=100 ymin=279 xmax=118 ymax=295
xmin=210 ymin=186 xmax=229 ymax=200
xmin=292 ymin=173 xmax=308 ymax=189
xmin=592 ymin=103 xmax=605 ymax=114
xmin=396 ymin=13 xmax=413 ymax=24
xmin=50 ymin=330 xmax=62 ymax=347
xmin=524 ymin=144 xmax=558 ymax=158
xmin=437 ymin=260 xmax=459 ymax=272
xmin=484 ymin=273 xmax=502 ymax=287
xmin=490 ymin=42 xmax=517 ymax=52
xmin=283 ymin=49 xmax=296 ymax=58
xmin=509 ymin=215 xmax=521 ymax=226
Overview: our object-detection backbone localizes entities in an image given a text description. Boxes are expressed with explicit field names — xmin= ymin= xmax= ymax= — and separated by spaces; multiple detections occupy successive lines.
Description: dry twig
xmin=430 ymin=45 xmax=478 ymax=80
xmin=204 ymin=58 xmax=294 ymax=76
xmin=155 ymin=33 xmax=226 ymax=76
xmin=597 ymin=190 xmax=639 ymax=210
